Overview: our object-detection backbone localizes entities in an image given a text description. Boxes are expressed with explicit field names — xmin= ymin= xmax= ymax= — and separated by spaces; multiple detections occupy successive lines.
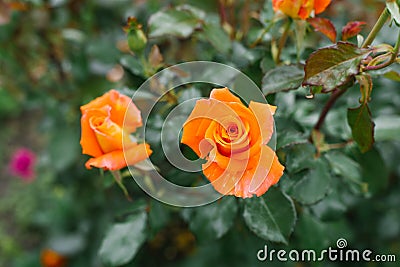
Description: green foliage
xmin=262 ymin=65 xmax=304 ymax=94
xmin=182 ymin=197 xmax=238 ymax=243
xmin=99 ymin=210 xmax=147 ymax=266
xmin=303 ymin=42 xmax=370 ymax=91
xmin=148 ymin=8 xmax=200 ymax=38
xmin=243 ymin=187 xmax=296 ymax=244
xmin=347 ymin=104 xmax=375 ymax=153
xmin=1 ymin=0 xmax=400 ymax=267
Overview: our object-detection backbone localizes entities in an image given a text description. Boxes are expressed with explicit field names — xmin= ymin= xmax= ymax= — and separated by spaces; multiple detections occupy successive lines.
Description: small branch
xmin=218 ymin=0 xmax=227 ymax=26
xmin=362 ymin=8 xmax=390 ymax=48
xmin=313 ymin=89 xmax=348 ymax=131
xmin=365 ymin=29 xmax=400 ymax=71
xmin=111 ymin=170 xmax=132 ymax=201
xmin=276 ymin=19 xmax=292 ymax=64
xmin=249 ymin=23 xmax=274 ymax=48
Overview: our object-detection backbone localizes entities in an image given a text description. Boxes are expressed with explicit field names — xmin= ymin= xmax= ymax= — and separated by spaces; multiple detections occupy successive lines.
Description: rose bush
xmin=80 ymin=90 xmax=151 ymax=171
xmin=181 ymin=88 xmax=284 ymax=198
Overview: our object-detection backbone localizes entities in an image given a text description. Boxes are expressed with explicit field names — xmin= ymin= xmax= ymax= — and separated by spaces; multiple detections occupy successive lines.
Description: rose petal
xmin=90 ymin=116 xmax=130 ymax=153
xmin=247 ymin=146 xmax=277 ymax=193
xmin=314 ymin=0 xmax=331 ymax=14
xmin=80 ymin=108 xmax=109 ymax=157
xmin=85 ymin=143 xmax=152 ymax=171
xmin=253 ymin=152 xmax=285 ymax=196
xmin=249 ymin=101 xmax=276 ymax=144
xmin=109 ymin=90 xmax=142 ymax=133
xmin=210 ymin=88 xmax=242 ymax=103
xmin=81 ymin=90 xmax=142 ymax=133
xmin=298 ymin=0 xmax=314 ymax=20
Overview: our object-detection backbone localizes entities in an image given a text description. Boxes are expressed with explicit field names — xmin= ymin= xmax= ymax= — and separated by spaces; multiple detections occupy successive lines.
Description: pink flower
xmin=8 ymin=148 xmax=37 ymax=181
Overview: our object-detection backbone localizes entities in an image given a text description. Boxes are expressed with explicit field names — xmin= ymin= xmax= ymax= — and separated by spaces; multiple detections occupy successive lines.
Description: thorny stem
xmin=276 ymin=19 xmax=292 ymax=64
xmin=362 ymin=8 xmax=390 ymax=48
xmin=313 ymin=88 xmax=348 ymax=131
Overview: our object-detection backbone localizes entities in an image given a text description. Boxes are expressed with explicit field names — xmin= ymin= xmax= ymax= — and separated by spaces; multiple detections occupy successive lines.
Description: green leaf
xmin=303 ymin=42 xmax=370 ymax=92
xmin=262 ymin=65 xmax=304 ymax=95
xmin=347 ymin=103 xmax=375 ymax=153
xmin=311 ymin=183 xmax=347 ymax=221
xmin=243 ymin=187 xmax=296 ymax=244
xmin=98 ymin=211 xmax=147 ymax=266
xmin=287 ymin=158 xmax=331 ymax=205
xmin=325 ymin=151 xmax=362 ymax=183
xmin=375 ymin=115 xmax=400 ymax=141
xmin=294 ymin=213 xmax=331 ymax=250
xmin=282 ymin=143 xmax=316 ymax=173
xmin=387 ymin=0 xmax=400 ymax=25
xmin=148 ymin=9 xmax=199 ymax=38
xmin=182 ymin=197 xmax=237 ymax=243
xmin=383 ymin=70 xmax=400 ymax=81
xmin=356 ymin=147 xmax=389 ymax=195
xmin=201 ymin=23 xmax=231 ymax=54
xmin=325 ymin=151 xmax=368 ymax=194
xmin=120 ymin=55 xmax=144 ymax=77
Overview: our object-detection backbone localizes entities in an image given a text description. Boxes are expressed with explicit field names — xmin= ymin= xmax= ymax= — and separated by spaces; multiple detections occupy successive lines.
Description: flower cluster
xmin=80 ymin=88 xmax=284 ymax=198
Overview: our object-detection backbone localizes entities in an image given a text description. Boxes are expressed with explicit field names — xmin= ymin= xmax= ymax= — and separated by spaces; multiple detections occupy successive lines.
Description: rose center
xmin=227 ymin=124 xmax=238 ymax=135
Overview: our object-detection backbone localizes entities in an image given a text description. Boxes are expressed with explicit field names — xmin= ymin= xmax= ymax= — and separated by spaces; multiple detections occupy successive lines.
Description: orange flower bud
xmin=272 ymin=0 xmax=331 ymax=20
xmin=80 ymin=90 xmax=152 ymax=171
xmin=40 ymin=249 xmax=66 ymax=267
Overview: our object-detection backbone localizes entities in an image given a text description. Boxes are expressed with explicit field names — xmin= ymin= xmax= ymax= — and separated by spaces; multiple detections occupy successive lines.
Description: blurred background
xmin=0 ymin=0 xmax=399 ymax=266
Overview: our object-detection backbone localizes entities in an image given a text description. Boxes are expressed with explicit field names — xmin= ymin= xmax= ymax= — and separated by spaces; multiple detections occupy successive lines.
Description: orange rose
xmin=80 ymin=89 xmax=152 ymax=170
xmin=181 ymin=88 xmax=284 ymax=198
xmin=40 ymin=249 xmax=66 ymax=267
xmin=272 ymin=0 xmax=331 ymax=20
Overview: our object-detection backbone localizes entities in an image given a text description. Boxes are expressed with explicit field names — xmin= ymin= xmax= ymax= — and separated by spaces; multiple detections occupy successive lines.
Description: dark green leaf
xmin=375 ymin=116 xmax=400 ymax=141
xmin=347 ymin=103 xmax=375 ymax=153
xmin=303 ymin=42 xmax=370 ymax=91
xmin=182 ymin=197 xmax=237 ymax=243
xmin=325 ymin=150 xmax=368 ymax=195
xmin=98 ymin=211 xmax=147 ymax=266
xmin=201 ymin=23 xmax=231 ymax=54
xmin=294 ymin=213 xmax=331 ymax=250
xmin=120 ymin=55 xmax=144 ymax=77
xmin=282 ymin=143 xmax=316 ymax=173
xmin=356 ymin=147 xmax=389 ymax=195
xmin=148 ymin=9 xmax=199 ymax=38
xmin=262 ymin=65 xmax=304 ymax=95
xmin=287 ymin=158 xmax=331 ymax=205
xmin=325 ymin=151 xmax=362 ymax=183
xmin=243 ymin=187 xmax=296 ymax=244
